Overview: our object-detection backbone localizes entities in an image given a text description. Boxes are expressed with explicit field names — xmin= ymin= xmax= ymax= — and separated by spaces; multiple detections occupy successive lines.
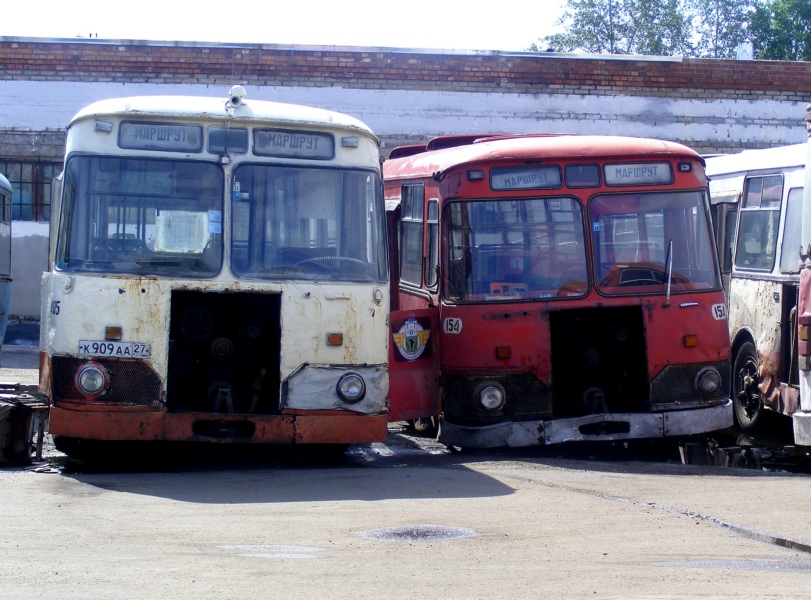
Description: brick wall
xmin=1 ymin=38 xmax=809 ymax=101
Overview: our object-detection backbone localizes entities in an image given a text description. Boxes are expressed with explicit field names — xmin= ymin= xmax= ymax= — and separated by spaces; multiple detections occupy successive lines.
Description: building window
xmin=0 ymin=160 xmax=61 ymax=221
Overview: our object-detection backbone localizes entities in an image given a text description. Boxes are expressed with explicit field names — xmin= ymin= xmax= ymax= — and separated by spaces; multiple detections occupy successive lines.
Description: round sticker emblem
xmin=393 ymin=318 xmax=431 ymax=361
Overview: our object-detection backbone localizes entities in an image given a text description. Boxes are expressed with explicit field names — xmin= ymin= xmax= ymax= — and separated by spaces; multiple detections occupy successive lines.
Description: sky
xmin=2 ymin=0 xmax=567 ymax=52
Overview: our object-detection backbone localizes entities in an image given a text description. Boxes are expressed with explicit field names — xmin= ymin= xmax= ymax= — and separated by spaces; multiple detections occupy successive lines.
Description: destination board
xmin=604 ymin=162 xmax=673 ymax=186
xmin=254 ymin=129 xmax=334 ymax=159
xmin=119 ymin=122 xmax=203 ymax=152
xmin=490 ymin=166 xmax=562 ymax=191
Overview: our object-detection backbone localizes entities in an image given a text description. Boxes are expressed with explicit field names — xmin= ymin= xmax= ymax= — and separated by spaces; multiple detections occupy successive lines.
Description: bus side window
xmin=722 ymin=207 xmax=738 ymax=274
xmin=735 ymin=176 xmax=781 ymax=271
xmin=779 ymin=187 xmax=803 ymax=273
xmin=399 ymin=183 xmax=424 ymax=287
xmin=425 ymin=199 xmax=439 ymax=289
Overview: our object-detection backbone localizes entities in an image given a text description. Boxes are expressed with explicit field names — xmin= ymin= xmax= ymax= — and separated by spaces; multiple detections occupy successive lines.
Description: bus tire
xmin=733 ymin=342 xmax=764 ymax=431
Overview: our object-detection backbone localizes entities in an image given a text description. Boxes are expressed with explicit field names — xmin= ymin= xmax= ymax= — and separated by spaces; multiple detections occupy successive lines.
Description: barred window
xmin=0 ymin=160 xmax=61 ymax=221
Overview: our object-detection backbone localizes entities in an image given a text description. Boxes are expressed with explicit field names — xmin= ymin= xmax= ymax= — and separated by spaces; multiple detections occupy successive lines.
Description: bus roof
xmin=705 ymin=143 xmax=807 ymax=178
xmin=383 ymin=134 xmax=702 ymax=179
xmin=69 ymin=94 xmax=377 ymax=141
xmin=0 ymin=173 xmax=10 ymax=195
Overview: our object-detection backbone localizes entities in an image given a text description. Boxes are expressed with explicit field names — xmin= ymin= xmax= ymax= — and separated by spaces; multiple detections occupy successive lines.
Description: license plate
xmin=78 ymin=340 xmax=151 ymax=358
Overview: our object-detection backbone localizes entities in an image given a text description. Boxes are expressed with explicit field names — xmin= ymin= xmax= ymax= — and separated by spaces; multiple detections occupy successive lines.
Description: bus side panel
xmin=796 ymin=267 xmax=811 ymax=444
xmin=388 ymin=307 xmax=440 ymax=422
xmin=727 ymin=277 xmax=794 ymax=413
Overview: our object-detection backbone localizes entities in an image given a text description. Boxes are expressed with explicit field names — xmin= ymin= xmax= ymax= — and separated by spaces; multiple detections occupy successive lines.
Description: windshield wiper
xmin=664 ymin=239 xmax=674 ymax=307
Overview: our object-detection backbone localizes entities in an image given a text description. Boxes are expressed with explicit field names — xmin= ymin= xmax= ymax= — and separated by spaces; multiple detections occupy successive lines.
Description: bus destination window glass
xmin=208 ymin=127 xmax=249 ymax=154
xmin=565 ymin=164 xmax=601 ymax=188
xmin=591 ymin=191 xmax=720 ymax=295
xmin=253 ymin=129 xmax=335 ymax=160
xmin=230 ymin=165 xmax=386 ymax=283
xmin=57 ymin=156 xmax=223 ymax=277
xmin=444 ymin=197 xmax=588 ymax=303
xmin=118 ymin=122 xmax=204 ymax=153
xmin=490 ymin=166 xmax=562 ymax=191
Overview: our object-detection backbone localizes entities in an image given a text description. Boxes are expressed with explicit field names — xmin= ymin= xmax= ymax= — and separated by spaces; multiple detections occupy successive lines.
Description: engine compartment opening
xmin=167 ymin=290 xmax=281 ymax=414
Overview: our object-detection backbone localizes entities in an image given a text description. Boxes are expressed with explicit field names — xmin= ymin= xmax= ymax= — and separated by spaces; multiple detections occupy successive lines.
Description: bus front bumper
xmin=439 ymin=400 xmax=733 ymax=449
xmin=49 ymin=405 xmax=388 ymax=445
xmin=793 ymin=411 xmax=811 ymax=447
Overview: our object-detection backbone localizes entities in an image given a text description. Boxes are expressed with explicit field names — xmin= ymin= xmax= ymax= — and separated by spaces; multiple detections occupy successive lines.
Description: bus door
xmin=709 ymin=192 xmax=739 ymax=295
xmin=387 ymin=184 xmax=441 ymax=423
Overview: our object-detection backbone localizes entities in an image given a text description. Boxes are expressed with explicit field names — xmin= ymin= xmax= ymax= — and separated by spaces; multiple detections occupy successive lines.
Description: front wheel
xmin=732 ymin=342 xmax=765 ymax=431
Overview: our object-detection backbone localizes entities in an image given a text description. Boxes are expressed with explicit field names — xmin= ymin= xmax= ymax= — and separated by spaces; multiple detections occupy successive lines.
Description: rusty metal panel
xmin=49 ymin=405 xmax=387 ymax=444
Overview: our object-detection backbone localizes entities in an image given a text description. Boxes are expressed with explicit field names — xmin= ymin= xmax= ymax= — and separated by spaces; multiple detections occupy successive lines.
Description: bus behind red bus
xmin=385 ymin=134 xmax=732 ymax=448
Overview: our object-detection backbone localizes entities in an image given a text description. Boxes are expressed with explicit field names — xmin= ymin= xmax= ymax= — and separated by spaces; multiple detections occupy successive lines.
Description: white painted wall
xmin=1 ymin=80 xmax=806 ymax=148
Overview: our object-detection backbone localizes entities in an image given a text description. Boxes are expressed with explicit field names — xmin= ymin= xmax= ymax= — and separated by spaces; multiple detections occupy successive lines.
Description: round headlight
xmin=695 ymin=367 xmax=722 ymax=396
xmin=337 ymin=373 xmax=366 ymax=403
xmin=475 ymin=381 xmax=506 ymax=411
xmin=75 ymin=362 xmax=110 ymax=398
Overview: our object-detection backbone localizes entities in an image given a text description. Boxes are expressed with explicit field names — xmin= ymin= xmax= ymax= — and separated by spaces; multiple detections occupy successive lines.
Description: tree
xmin=539 ymin=0 xmax=633 ymax=54
xmin=688 ymin=0 xmax=751 ymax=58
xmin=749 ymin=0 xmax=811 ymax=60
xmin=626 ymin=0 xmax=694 ymax=55
xmin=536 ymin=0 xmax=694 ymax=55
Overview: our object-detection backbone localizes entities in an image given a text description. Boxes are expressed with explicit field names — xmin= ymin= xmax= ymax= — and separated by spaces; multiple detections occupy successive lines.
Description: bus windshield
xmin=58 ymin=156 xmax=223 ymax=277
xmin=231 ymin=165 xmax=386 ymax=283
xmin=445 ymin=196 xmax=589 ymax=302
xmin=591 ymin=191 xmax=719 ymax=294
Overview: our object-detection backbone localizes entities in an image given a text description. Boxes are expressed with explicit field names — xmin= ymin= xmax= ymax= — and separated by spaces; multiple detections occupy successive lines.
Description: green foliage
xmin=541 ymin=0 xmax=633 ymax=54
xmin=625 ymin=0 xmax=694 ymax=56
xmin=533 ymin=0 xmax=810 ymax=61
xmin=749 ymin=0 xmax=811 ymax=60
xmin=688 ymin=0 xmax=750 ymax=58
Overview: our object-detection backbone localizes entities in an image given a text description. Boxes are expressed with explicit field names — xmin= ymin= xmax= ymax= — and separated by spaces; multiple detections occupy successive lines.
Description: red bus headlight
xmin=475 ymin=381 xmax=506 ymax=411
xmin=694 ymin=367 xmax=722 ymax=397
xmin=75 ymin=362 xmax=110 ymax=398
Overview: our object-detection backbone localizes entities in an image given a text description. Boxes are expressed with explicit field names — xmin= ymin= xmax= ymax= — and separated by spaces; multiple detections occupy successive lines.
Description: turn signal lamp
xmin=327 ymin=332 xmax=344 ymax=346
xmin=683 ymin=334 xmax=699 ymax=348
xmin=495 ymin=346 xmax=512 ymax=360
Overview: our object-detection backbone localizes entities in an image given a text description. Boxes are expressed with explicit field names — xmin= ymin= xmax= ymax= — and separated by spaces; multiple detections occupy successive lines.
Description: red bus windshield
xmin=443 ymin=190 xmax=718 ymax=303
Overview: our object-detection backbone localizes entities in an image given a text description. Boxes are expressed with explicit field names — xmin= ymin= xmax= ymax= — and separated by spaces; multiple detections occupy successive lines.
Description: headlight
xmin=75 ymin=362 xmax=110 ymax=398
xmin=475 ymin=381 xmax=506 ymax=411
xmin=337 ymin=373 xmax=366 ymax=403
xmin=695 ymin=367 xmax=722 ymax=397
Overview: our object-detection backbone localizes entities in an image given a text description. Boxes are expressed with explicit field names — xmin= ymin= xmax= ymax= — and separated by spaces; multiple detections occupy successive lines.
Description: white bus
xmin=0 ymin=173 xmax=11 ymax=361
xmin=795 ymin=105 xmax=811 ymax=446
xmin=40 ymin=87 xmax=389 ymax=456
xmin=706 ymin=143 xmax=805 ymax=437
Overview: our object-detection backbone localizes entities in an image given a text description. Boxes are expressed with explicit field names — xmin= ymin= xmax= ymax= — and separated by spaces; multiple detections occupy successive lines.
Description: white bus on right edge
xmin=705 ymin=135 xmax=811 ymax=445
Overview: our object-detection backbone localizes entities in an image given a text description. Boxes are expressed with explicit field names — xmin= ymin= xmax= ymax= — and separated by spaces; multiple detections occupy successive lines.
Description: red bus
xmin=385 ymin=134 xmax=732 ymax=448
